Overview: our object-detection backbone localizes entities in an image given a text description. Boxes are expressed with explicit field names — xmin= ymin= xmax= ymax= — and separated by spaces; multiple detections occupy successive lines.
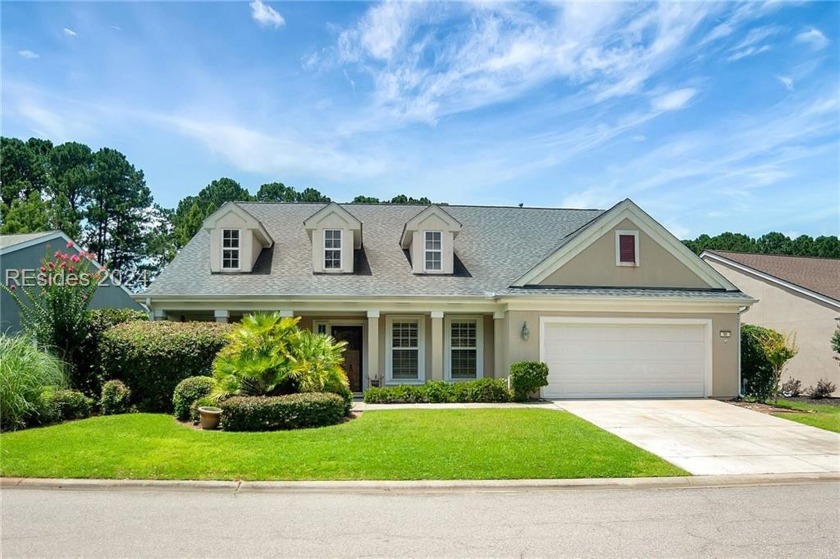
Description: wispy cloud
xmin=250 ymin=0 xmax=285 ymax=29
xmin=795 ymin=27 xmax=828 ymax=50
xmin=726 ymin=25 xmax=781 ymax=61
xmin=777 ymin=76 xmax=794 ymax=90
xmin=63 ymin=27 xmax=77 ymax=37
xmin=651 ymin=88 xmax=697 ymax=112
xmin=18 ymin=50 xmax=39 ymax=59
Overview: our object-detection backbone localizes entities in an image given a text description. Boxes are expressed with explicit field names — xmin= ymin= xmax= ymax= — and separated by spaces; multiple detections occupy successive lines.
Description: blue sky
xmin=2 ymin=1 xmax=838 ymax=239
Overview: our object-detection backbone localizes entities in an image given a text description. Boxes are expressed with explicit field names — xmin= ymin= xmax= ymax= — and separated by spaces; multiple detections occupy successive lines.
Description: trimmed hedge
xmin=741 ymin=325 xmax=776 ymax=401
xmin=72 ymin=308 xmax=148 ymax=396
xmin=220 ymin=393 xmax=346 ymax=432
xmin=509 ymin=361 xmax=549 ymax=402
xmin=100 ymin=380 xmax=132 ymax=415
xmin=100 ymin=321 xmax=233 ymax=412
xmin=363 ymin=378 xmax=512 ymax=404
xmin=47 ymin=389 xmax=94 ymax=421
xmin=173 ymin=376 xmax=216 ymax=421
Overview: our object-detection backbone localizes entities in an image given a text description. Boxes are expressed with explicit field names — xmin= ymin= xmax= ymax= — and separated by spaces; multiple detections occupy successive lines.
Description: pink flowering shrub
xmin=3 ymin=246 xmax=104 ymax=379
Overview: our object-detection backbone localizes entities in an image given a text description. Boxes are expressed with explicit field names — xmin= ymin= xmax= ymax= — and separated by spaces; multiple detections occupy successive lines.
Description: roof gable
xmin=513 ymin=199 xmax=737 ymax=290
xmin=702 ymin=250 xmax=840 ymax=305
xmin=202 ymin=202 xmax=273 ymax=247
xmin=400 ymin=205 xmax=462 ymax=248
xmin=303 ymin=202 xmax=362 ymax=248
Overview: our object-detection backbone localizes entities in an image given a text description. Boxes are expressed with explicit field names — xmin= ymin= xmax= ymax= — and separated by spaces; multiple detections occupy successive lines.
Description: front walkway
xmin=553 ymin=399 xmax=840 ymax=475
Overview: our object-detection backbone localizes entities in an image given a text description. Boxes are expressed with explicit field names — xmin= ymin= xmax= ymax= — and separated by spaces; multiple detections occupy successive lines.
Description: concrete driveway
xmin=554 ymin=399 xmax=840 ymax=475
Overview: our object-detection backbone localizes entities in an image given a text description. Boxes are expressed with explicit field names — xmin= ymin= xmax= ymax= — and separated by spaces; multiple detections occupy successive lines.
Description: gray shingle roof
xmin=145 ymin=203 xmax=605 ymax=298
xmin=502 ymin=287 xmax=755 ymax=301
xmin=0 ymin=231 xmax=62 ymax=250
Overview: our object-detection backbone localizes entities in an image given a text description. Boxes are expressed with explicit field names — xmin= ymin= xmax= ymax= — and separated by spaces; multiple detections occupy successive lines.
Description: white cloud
xmin=725 ymin=25 xmax=781 ymax=61
xmin=651 ymin=88 xmax=697 ymax=112
xmin=18 ymin=50 xmax=39 ymax=59
xmin=727 ymin=44 xmax=771 ymax=62
xmin=63 ymin=27 xmax=77 ymax=37
xmin=250 ymin=0 xmax=285 ymax=29
xmin=795 ymin=27 xmax=828 ymax=50
xmin=777 ymin=75 xmax=794 ymax=90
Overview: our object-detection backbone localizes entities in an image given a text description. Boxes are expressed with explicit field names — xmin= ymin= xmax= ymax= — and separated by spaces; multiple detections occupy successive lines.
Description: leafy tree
xmin=352 ymin=195 xmax=380 ymax=204
xmin=388 ymin=194 xmax=432 ymax=205
xmin=756 ymin=232 xmax=791 ymax=255
xmin=741 ymin=324 xmax=798 ymax=403
xmin=256 ymin=181 xmax=296 ymax=202
xmin=832 ymin=326 xmax=840 ymax=366
xmin=47 ymin=142 xmax=94 ymax=239
xmin=173 ymin=178 xmax=252 ymax=246
xmin=813 ymin=236 xmax=840 ymax=258
xmin=296 ymin=187 xmax=330 ymax=203
xmin=683 ymin=231 xmax=839 ymax=258
xmin=0 ymin=192 xmax=50 ymax=234
xmin=789 ymin=235 xmax=814 ymax=256
xmin=84 ymin=148 xmax=153 ymax=276
xmin=0 ymin=137 xmax=49 ymax=207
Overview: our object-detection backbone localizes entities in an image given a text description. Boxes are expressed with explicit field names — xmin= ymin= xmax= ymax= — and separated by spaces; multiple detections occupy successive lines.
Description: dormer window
xmin=424 ymin=231 xmax=442 ymax=271
xmin=222 ymin=229 xmax=240 ymax=270
xmin=324 ymin=229 xmax=342 ymax=270
xmin=616 ymin=230 xmax=639 ymax=267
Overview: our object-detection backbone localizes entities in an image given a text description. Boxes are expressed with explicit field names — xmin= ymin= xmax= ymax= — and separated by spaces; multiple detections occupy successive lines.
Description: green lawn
xmin=771 ymin=399 xmax=840 ymax=433
xmin=0 ymin=409 xmax=686 ymax=481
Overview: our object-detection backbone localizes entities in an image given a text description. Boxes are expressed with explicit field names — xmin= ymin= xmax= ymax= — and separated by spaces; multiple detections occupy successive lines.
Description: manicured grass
xmin=771 ymin=399 xmax=840 ymax=433
xmin=0 ymin=409 xmax=686 ymax=480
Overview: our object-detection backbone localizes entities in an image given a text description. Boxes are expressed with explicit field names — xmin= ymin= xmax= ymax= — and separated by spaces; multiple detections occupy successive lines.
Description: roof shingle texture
xmin=146 ymin=203 xmax=604 ymax=298
xmin=0 ymin=231 xmax=59 ymax=250
xmin=709 ymin=251 xmax=840 ymax=302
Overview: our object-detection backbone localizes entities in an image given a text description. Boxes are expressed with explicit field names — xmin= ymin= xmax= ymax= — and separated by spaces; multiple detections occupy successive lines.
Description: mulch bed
xmin=728 ymin=397 xmax=840 ymax=415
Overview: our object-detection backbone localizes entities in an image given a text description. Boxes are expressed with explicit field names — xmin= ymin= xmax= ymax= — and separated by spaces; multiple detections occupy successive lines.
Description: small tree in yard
xmin=740 ymin=324 xmax=798 ymax=402
xmin=833 ymin=326 xmax=840 ymax=365
xmin=2 ymin=243 xmax=103 ymax=377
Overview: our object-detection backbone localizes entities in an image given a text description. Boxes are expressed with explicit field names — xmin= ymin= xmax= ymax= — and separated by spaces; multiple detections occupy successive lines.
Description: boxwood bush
xmin=100 ymin=380 xmax=132 ymax=415
xmin=509 ymin=361 xmax=549 ymax=402
xmin=220 ymin=393 xmax=346 ymax=432
xmin=47 ymin=389 xmax=94 ymax=421
xmin=100 ymin=321 xmax=233 ymax=412
xmin=173 ymin=376 xmax=216 ymax=421
xmin=363 ymin=379 xmax=512 ymax=404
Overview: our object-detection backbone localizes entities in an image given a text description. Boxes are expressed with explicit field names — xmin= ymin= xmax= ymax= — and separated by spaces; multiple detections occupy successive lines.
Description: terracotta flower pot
xmin=198 ymin=406 xmax=222 ymax=430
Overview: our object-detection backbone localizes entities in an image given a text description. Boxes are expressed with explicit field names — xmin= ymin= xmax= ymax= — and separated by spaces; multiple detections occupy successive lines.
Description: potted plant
xmin=198 ymin=406 xmax=222 ymax=430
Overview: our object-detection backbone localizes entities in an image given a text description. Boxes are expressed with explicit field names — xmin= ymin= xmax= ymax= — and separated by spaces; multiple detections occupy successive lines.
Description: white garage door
xmin=541 ymin=319 xmax=710 ymax=398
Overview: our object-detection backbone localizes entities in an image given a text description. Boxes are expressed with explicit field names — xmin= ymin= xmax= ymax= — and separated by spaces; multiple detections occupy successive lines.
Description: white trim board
xmin=514 ymin=199 xmax=738 ymax=290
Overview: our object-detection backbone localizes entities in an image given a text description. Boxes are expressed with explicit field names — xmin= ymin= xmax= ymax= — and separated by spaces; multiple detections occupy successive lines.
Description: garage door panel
xmin=542 ymin=321 xmax=709 ymax=399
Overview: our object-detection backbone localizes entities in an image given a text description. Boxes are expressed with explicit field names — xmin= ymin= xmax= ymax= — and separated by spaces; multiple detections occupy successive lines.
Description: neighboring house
xmin=1 ymin=231 xmax=145 ymax=333
xmin=137 ymin=199 xmax=755 ymax=398
xmin=701 ymin=250 xmax=840 ymax=393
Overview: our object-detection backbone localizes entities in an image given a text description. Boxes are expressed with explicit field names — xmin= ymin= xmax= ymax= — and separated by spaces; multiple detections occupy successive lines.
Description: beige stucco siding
xmin=502 ymin=310 xmax=741 ymax=398
xmin=539 ymin=218 xmax=712 ymax=288
xmin=707 ymin=261 xmax=839 ymax=392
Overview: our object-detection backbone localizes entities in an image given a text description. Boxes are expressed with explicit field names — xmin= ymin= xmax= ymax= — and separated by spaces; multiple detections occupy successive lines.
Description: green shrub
xmin=173 ymin=376 xmax=215 ymax=421
xmin=741 ymin=324 xmax=797 ymax=402
xmin=47 ymin=389 xmax=93 ymax=421
xmin=100 ymin=321 xmax=233 ymax=412
xmin=509 ymin=361 xmax=549 ymax=402
xmin=807 ymin=379 xmax=837 ymax=399
xmin=0 ymin=334 xmax=67 ymax=431
xmin=363 ymin=379 xmax=512 ymax=404
xmin=72 ymin=308 xmax=148 ymax=396
xmin=100 ymin=380 xmax=132 ymax=415
xmin=425 ymin=380 xmax=455 ymax=403
xmin=780 ymin=377 xmax=802 ymax=398
xmin=220 ymin=393 xmax=346 ymax=432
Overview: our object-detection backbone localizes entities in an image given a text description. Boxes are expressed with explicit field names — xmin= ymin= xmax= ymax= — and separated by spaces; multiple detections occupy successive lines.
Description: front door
xmin=331 ymin=325 xmax=363 ymax=392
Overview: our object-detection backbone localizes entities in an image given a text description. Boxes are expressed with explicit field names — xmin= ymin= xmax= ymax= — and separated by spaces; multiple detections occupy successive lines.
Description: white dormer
xmin=303 ymin=203 xmax=362 ymax=274
xmin=400 ymin=205 xmax=462 ymax=275
xmin=203 ymin=203 xmax=273 ymax=273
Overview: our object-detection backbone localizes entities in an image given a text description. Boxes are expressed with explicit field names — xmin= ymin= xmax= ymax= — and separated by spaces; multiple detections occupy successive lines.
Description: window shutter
xmin=619 ymin=234 xmax=636 ymax=263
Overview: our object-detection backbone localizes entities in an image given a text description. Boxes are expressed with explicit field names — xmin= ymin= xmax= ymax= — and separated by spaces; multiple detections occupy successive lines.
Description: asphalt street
xmin=2 ymin=481 xmax=838 ymax=558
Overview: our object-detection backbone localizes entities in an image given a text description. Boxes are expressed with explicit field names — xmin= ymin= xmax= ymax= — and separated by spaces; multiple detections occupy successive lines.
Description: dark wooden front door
xmin=331 ymin=325 xmax=363 ymax=392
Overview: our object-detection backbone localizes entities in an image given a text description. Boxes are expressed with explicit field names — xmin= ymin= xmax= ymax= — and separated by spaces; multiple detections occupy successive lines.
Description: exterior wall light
xmin=521 ymin=321 xmax=530 ymax=341
xmin=719 ymin=330 xmax=732 ymax=341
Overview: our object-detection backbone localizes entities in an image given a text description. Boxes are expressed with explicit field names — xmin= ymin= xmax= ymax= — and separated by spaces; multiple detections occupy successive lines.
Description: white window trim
xmin=221 ymin=228 xmax=242 ymax=271
xmin=385 ymin=315 xmax=426 ymax=385
xmin=444 ymin=315 xmax=484 ymax=381
xmin=323 ymin=229 xmax=343 ymax=273
xmin=423 ymin=231 xmax=443 ymax=273
xmin=615 ymin=230 xmax=640 ymax=267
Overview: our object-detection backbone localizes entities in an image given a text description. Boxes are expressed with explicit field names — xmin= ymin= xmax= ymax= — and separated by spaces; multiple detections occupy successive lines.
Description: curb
xmin=2 ymin=473 xmax=838 ymax=494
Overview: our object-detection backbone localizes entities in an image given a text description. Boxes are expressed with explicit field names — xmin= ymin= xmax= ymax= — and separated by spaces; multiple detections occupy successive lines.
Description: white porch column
xmin=430 ymin=311 xmax=444 ymax=381
xmin=367 ymin=310 xmax=380 ymax=387
xmin=152 ymin=309 xmax=167 ymax=321
xmin=493 ymin=311 xmax=505 ymax=378
xmin=214 ymin=310 xmax=230 ymax=324
xmin=279 ymin=309 xmax=294 ymax=318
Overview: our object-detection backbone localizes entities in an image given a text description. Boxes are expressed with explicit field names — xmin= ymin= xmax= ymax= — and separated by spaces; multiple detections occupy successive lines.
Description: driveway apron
xmin=553 ymin=399 xmax=840 ymax=475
